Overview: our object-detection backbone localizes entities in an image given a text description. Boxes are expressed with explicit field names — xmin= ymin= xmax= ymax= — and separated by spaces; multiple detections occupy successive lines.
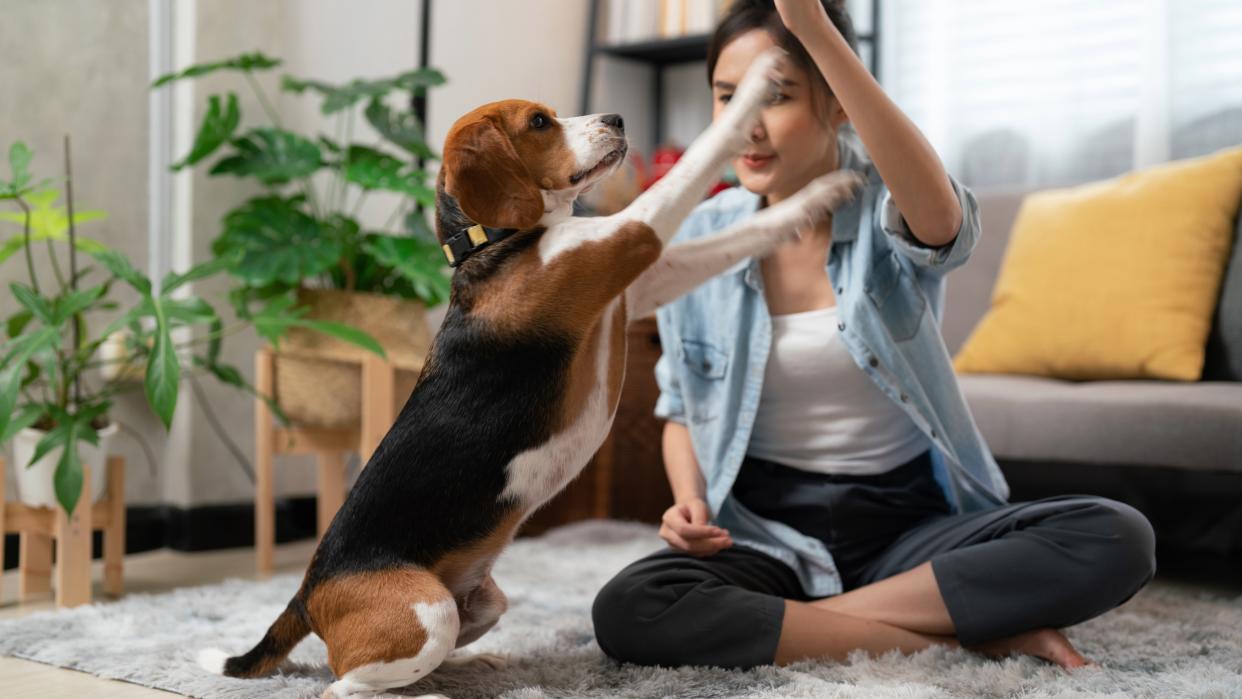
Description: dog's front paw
xmin=787 ymin=170 xmax=864 ymax=227
xmin=718 ymin=47 xmax=786 ymax=152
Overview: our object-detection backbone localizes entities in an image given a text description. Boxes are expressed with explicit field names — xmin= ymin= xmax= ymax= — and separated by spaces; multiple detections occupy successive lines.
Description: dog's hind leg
xmin=312 ymin=568 xmax=460 ymax=699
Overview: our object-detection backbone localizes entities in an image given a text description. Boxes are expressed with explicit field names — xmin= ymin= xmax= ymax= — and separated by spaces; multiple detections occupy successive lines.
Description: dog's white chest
xmin=500 ymin=302 xmax=619 ymax=509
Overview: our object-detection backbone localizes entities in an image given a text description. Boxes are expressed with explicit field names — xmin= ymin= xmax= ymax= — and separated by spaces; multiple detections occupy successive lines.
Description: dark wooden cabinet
xmin=521 ymin=316 xmax=671 ymax=535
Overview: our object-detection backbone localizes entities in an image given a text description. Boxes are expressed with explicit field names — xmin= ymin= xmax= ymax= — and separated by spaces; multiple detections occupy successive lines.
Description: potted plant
xmin=152 ymin=53 xmax=451 ymax=427
xmin=0 ymin=140 xmax=301 ymax=514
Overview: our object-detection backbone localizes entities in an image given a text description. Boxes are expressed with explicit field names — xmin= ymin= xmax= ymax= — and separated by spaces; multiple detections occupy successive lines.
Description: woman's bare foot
xmin=971 ymin=628 xmax=1091 ymax=669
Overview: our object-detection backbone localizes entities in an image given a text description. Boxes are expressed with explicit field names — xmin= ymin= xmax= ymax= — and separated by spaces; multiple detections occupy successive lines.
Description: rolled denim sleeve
xmin=652 ymin=309 xmax=686 ymax=425
xmin=878 ymin=176 xmax=980 ymax=275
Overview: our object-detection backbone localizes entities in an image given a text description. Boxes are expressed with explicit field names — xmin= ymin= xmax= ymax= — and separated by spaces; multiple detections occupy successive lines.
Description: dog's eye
xmin=529 ymin=113 xmax=550 ymax=130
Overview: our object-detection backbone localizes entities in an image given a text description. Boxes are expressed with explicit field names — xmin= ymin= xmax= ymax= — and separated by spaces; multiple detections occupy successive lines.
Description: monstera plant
xmin=152 ymin=53 xmax=451 ymax=427
xmin=152 ymin=52 xmax=450 ymax=333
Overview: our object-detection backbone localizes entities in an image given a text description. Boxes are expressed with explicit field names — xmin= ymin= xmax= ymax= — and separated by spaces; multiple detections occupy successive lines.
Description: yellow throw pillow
xmin=954 ymin=146 xmax=1242 ymax=381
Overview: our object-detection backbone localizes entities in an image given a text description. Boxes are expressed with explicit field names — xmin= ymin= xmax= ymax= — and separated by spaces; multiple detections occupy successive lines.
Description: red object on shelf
xmin=641 ymin=144 xmax=685 ymax=190
xmin=638 ymin=144 xmax=732 ymax=197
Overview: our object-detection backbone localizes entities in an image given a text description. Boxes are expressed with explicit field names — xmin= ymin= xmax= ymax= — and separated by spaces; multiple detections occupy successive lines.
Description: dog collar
xmin=441 ymin=224 xmax=517 ymax=267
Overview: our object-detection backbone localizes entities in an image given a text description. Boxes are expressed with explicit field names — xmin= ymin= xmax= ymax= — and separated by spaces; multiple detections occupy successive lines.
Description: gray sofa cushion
xmin=1202 ymin=210 xmax=1242 ymax=380
xmin=942 ymin=189 xmax=1029 ymax=355
xmin=959 ymin=373 xmax=1242 ymax=472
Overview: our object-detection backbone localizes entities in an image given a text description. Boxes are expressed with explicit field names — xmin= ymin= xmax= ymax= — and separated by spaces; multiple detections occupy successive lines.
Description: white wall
xmin=3 ymin=0 xmax=713 ymax=509
xmin=0 ymin=0 xmax=163 ymax=506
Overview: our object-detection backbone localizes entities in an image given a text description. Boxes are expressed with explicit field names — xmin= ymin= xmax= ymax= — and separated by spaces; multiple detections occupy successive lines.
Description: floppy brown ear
xmin=443 ymin=118 xmax=544 ymax=230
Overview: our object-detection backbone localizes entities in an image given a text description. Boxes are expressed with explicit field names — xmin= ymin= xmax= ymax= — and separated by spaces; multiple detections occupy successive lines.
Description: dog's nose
xmin=601 ymin=113 xmax=625 ymax=132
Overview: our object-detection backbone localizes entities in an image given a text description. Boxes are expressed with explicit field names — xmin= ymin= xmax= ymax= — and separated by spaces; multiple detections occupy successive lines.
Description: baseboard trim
xmin=2 ymin=496 xmax=318 ymax=572
xmin=6 ymin=463 xmax=1239 ymax=584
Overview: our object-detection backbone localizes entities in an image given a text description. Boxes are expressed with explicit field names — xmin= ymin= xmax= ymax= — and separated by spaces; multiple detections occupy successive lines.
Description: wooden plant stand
xmin=253 ymin=347 xmax=398 ymax=576
xmin=0 ymin=455 xmax=126 ymax=607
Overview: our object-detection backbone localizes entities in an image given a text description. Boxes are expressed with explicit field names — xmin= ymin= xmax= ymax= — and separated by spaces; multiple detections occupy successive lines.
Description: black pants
xmin=592 ymin=452 xmax=1156 ymax=668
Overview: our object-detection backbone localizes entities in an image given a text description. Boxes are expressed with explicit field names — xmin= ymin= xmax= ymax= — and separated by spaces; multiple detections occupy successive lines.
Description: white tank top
xmin=747 ymin=305 xmax=930 ymax=475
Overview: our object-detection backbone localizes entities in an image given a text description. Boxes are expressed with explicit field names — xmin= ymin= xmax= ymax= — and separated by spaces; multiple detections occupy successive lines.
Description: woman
xmin=592 ymin=0 xmax=1155 ymax=670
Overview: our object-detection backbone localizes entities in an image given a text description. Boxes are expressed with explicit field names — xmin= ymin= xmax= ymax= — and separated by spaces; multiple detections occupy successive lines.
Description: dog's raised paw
xmin=718 ymin=47 xmax=788 ymax=150
xmin=734 ymin=47 xmax=786 ymax=110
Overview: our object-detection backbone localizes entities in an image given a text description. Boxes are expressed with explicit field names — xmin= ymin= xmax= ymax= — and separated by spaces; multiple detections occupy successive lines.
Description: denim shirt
xmin=653 ymin=137 xmax=1010 ymax=597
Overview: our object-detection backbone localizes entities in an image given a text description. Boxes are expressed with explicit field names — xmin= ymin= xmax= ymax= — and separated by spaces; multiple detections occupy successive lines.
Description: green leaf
xmin=249 ymin=293 xmax=302 ymax=347
xmin=145 ymin=298 xmax=180 ymax=430
xmin=162 ymin=296 xmax=219 ymax=327
xmin=210 ymin=128 xmax=322 ymax=185
xmin=213 ymin=196 xmax=342 ymax=286
xmin=0 ymin=404 xmax=43 ymax=444
xmin=225 ymin=283 xmax=290 ymax=324
xmin=160 ymin=256 xmax=231 ymax=295
xmin=2 ymin=142 xmax=33 ymax=195
xmin=173 ymin=93 xmax=241 ymax=170
xmin=0 ymin=186 xmax=107 ymax=254
xmin=52 ymin=284 xmax=109 ymax=325
xmin=206 ymin=314 xmax=224 ymax=366
xmin=9 ymin=282 xmax=54 ymax=325
xmin=6 ymin=309 xmax=33 ymax=338
xmin=342 ymin=146 xmax=434 ymax=204
xmin=29 ymin=414 xmax=71 ymax=471
xmin=54 ymin=433 xmax=83 ymax=514
xmin=364 ymin=98 xmax=436 ymax=159
xmin=282 ymin=67 xmax=446 ymax=115
xmin=247 ymin=295 xmax=386 ymax=358
xmin=316 ymin=135 xmax=342 ymax=154
xmin=1 ymin=327 xmax=60 ymax=442
xmin=206 ymin=360 xmax=244 ymax=387
xmin=0 ymin=227 xmax=106 ymax=266
xmin=360 ymin=233 xmax=451 ymax=306
xmin=151 ymin=51 xmax=282 ymax=88
xmin=89 ymin=247 xmax=152 ymax=295
xmin=287 ymin=318 xmax=386 ymax=358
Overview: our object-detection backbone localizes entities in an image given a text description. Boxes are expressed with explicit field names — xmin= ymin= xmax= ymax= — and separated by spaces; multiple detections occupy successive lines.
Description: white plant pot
xmin=11 ymin=422 xmax=118 ymax=508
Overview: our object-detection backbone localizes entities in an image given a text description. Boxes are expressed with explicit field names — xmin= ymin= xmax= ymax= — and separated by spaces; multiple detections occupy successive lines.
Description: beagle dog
xmin=199 ymin=48 xmax=858 ymax=698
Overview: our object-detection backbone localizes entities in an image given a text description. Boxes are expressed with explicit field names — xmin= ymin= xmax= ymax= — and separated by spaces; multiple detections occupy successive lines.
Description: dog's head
xmin=438 ymin=100 xmax=628 ymax=235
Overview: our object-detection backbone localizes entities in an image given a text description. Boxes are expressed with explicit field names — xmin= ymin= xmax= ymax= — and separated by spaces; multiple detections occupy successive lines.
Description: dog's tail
xmin=198 ymin=598 xmax=311 ymax=678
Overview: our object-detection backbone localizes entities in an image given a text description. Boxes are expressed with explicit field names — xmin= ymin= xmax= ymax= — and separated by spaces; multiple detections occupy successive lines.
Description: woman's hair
xmin=706 ymin=0 xmax=857 ymax=111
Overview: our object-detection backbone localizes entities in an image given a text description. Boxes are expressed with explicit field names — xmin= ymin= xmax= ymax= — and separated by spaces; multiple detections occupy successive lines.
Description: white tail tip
xmin=197 ymin=648 xmax=229 ymax=675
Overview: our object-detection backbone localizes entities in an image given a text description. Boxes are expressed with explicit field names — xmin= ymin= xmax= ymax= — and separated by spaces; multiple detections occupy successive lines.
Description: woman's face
xmin=711 ymin=29 xmax=848 ymax=202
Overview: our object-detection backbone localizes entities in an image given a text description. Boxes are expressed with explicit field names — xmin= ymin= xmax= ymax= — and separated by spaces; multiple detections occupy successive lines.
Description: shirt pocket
xmin=865 ymin=251 xmax=927 ymax=342
xmin=679 ymin=339 xmax=730 ymax=423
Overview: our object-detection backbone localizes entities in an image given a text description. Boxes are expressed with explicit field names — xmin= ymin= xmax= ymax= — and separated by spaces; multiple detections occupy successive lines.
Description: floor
xmin=0 ymin=540 xmax=319 ymax=698
xmin=2 ymin=543 xmax=1238 ymax=699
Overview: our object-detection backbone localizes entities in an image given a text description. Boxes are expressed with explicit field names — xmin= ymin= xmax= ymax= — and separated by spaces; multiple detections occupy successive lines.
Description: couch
xmin=943 ymin=189 xmax=1242 ymax=560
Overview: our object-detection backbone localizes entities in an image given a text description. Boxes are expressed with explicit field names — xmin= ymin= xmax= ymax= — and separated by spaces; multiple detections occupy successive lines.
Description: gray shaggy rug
xmin=0 ymin=520 xmax=1239 ymax=698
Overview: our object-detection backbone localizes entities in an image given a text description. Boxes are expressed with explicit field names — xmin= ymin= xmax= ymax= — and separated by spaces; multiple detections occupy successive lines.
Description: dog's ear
xmin=443 ymin=118 xmax=544 ymax=230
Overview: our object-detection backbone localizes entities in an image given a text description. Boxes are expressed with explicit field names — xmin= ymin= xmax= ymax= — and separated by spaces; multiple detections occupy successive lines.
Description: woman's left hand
xmin=774 ymin=0 xmax=833 ymax=39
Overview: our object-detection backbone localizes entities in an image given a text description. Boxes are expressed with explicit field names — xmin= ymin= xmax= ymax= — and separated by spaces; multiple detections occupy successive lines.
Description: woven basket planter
xmin=272 ymin=288 xmax=431 ymax=428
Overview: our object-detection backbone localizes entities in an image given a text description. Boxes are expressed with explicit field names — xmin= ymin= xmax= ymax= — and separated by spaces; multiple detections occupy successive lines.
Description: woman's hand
xmin=774 ymin=0 xmax=833 ymax=40
xmin=660 ymin=498 xmax=733 ymax=557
